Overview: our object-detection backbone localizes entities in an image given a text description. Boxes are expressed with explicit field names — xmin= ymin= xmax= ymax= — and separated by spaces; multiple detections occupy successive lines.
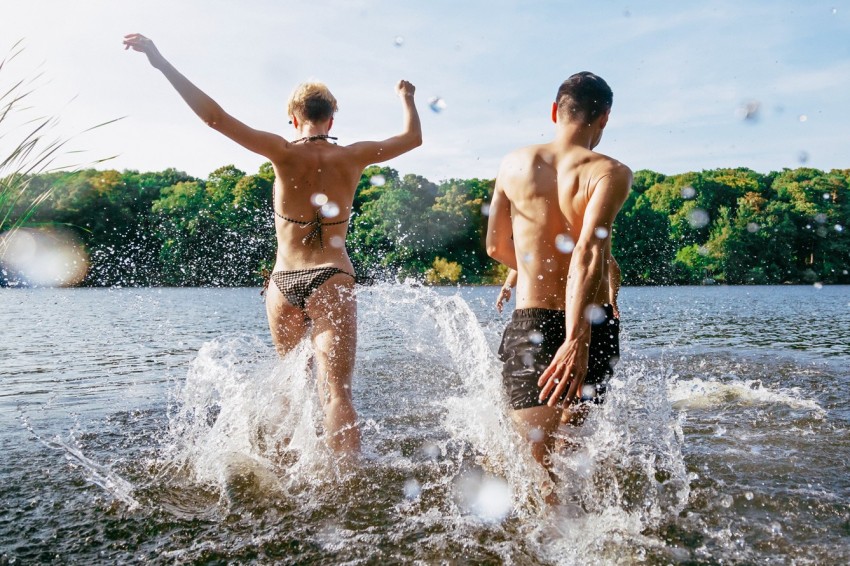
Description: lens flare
xmin=0 ymin=227 xmax=89 ymax=287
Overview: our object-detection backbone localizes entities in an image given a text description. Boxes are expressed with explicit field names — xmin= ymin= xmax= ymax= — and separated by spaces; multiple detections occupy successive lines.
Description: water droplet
xmin=681 ymin=186 xmax=696 ymax=199
xmin=822 ymin=193 xmax=831 ymax=201
xmin=719 ymin=494 xmax=733 ymax=508
xmin=698 ymin=245 xmax=709 ymax=257
xmin=527 ymin=427 xmax=544 ymax=442
xmin=835 ymin=224 xmax=844 ymax=232
xmin=816 ymin=226 xmax=828 ymax=237
xmin=311 ymin=193 xmax=328 ymax=206
xmin=798 ymin=114 xmax=808 ymax=122
xmin=369 ymin=174 xmax=386 ymax=187
xmin=581 ymin=384 xmax=596 ymax=400
xmin=736 ymin=100 xmax=760 ymax=122
xmin=687 ymin=208 xmax=710 ymax=229
xmin=832 ymin=7 xmax=838 ymax=14
xmin=428 ymin=96 xmax=447 ymax=113
xmin=421 ymin=442 xmax=440 ymax=460
xmin=744 ymin=491 xmax=754 ymax=501
xmin=555 ymin=234 xmax=575 ymax=253
xmin=522 ymin=252 xmax=533 ymax=263
xmin=528 ymin=330 xmax=544 ymax=345
xmin=473 ymin=477 xmax=512 ymax=522
xmin=746 ymin=222 xmax=760 ymax=233
xmin=815 ymin=213 xmax=827 ymax=224
xmin=393 ymin=35 xmax=405 ymax=47
xmin=536 ymin=274 xmax=543 ymax=280
xmin=329 ymin=235 xmax=345 ymax=248
xmin=594 ymin=226 xmax=609 ymax=239
xmin=814 ymin=282 xmax=823 ymax=290
xmin=771 ymin=522 xmax=782 ymax=535
xmin=321 ymin=202 xmax=340 ymax=218
xmin=403 ymin=478 xmax=420 ymax=499
xmin=584 ymin=304 xmax=606 ymax=324
xmin=798 ymin=150 xmax=809 ymax=164
xmin=480 ymin=203 xmax=491 ymax=216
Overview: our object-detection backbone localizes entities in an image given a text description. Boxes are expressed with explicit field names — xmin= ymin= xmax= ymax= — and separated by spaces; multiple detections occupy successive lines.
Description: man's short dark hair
xmin=556 ymin=72 xmax=613 ymax=124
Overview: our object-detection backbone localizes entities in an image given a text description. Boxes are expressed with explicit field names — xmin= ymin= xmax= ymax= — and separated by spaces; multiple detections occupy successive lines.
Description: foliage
xmin=425 ymin=256 xmax=462 ymax=284
xmin=3 ymin=162 xmax=848 ymax=287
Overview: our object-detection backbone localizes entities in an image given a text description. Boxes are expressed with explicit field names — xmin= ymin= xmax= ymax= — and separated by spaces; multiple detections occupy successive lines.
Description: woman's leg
xmin=305 ymin=274 xmax=359 ymax=456
xmin=265 ymin=280 xmax=310 ymax=356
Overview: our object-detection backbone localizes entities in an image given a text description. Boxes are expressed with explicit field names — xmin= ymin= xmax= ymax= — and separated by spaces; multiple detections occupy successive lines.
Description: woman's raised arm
xmin=123 ymin=34 xmax=288 ymax=161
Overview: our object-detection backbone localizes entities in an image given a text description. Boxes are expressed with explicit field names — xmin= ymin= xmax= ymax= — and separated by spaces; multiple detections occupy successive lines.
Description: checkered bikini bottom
xmin=270 ymin=267 xmax=355 ymax=310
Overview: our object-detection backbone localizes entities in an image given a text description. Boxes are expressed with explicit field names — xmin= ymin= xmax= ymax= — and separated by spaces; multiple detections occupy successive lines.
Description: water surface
xmin=1 ymin=284 xmax=848 ymax=564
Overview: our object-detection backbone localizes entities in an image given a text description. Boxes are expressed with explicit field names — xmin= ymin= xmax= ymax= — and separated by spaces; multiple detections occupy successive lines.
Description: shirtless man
xmin=496 ymin=260 xmax=621 ymax=319
xmin=486 ymin=72 xmax=631 ymax=469
xmin=124 ymin=34 xmax=422 ymax=458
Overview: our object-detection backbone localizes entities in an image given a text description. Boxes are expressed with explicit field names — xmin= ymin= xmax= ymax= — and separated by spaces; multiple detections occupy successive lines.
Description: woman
xmin=124 ymin=34 xmax=422 ymax=457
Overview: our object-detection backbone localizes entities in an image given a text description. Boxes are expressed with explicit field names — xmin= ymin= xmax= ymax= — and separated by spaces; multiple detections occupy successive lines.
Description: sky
xmin=2 ymin=0 xmax=849 ymax=182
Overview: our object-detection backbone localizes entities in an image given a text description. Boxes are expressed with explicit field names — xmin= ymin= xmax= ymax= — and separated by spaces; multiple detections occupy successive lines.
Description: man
xmin=124 ymin=34 xmax=422 ymax=459
xmin=486 ymin=72 xmax=631 ymax=470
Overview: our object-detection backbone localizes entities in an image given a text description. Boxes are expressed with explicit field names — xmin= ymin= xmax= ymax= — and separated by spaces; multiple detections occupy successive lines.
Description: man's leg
xmin=305 ymin=274 xmax=360 ymax=456
xmin=511 ymin=405 xmax=561 ymax=468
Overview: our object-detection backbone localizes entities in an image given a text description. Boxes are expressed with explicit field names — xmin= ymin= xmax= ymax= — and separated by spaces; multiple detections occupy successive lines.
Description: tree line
xmin=3 ymin=163 xmax=848 ymax=286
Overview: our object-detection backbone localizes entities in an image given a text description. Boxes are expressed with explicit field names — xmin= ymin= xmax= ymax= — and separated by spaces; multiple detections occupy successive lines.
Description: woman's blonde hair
xmin=286 ymin=82 xmax=338 ymax=123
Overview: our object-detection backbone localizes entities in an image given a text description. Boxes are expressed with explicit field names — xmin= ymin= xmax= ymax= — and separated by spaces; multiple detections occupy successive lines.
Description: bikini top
xmin=274 ymin=208 xmax=349 ymax=250
xmin=272 ymin=134 xmax=350 ymax=250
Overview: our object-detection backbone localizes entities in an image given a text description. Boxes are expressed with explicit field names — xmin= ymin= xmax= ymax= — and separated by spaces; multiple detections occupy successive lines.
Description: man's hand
xmin=495 ymin=285 xmax=512 ymax=313
xmin=537 ymin=338 xmax=589 ymax=406
xmin=396 ymin=80 xmax=416 ymax=98
xmin=123 ymin=33 xmax=166 ymax=69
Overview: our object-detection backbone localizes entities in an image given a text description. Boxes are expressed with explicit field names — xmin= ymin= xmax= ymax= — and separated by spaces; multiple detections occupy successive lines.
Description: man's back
xmin=498 ymin=142 xmax=626 ymax=311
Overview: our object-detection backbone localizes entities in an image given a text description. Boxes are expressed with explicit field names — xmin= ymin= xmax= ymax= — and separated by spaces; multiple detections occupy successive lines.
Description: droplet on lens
xmin=798 ymin=151 xmax=809 ymax=164
xmin=311 ymin=193 xmax=329 ymax=206
xmin=421 ymin=442 xmax=440 ymax=460
xmin=555 ymin=234 xmax=575 ymax=253
xmin=835 ymin=224 xmax=844 ymax=232
xmin=681 ymin=186 xmax=696 ymax=199
xmin=370 ymin=174 xmax=386 ymax=186
xmin=528 ymin=330 xmax=544 ymax=345
xmin=329 ymin=235 xmax=345 ymax=248
xmin=393 ymin=35 xmax=405 ymax=47
xmin=481 ymin=203 xmax=491 ymax=216
xmin=746 ymin=222 xmax=760 ymax=233
xmin=799 ymin=114 xmax=808 ymax=122
xmin=403 ymin=478 xmax=421 ymax=499
xmin=594 ymin=226 xmax=609 ymax=239
xmin=736 ymin=101 xmax=760 ymax=122
xmin=813 ymin=282 xmax=823 ymax=290
xmin=688 ymin=208 xmax=710 ymax=229
xmin=527 ymin=427 xmax=544 ymax=442
xmin=429 ymin=96 xmax=447 ymax=113
xmin=744 ymin=491 xmax=754 ymax=501
xmin=321 ymin=202 xmax=340 ymax=218
xmin=584 ymin=304 xmax=606 ymax=324
xmin=815 ymin=213 xmax=827 ymax=224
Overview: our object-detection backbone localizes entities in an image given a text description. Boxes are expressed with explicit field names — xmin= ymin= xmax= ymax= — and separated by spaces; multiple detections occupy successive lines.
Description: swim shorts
xmin=498 ymin=305 xmax=620 ymax=410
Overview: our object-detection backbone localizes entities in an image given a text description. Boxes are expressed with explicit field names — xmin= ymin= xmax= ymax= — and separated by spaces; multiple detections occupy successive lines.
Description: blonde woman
xmin=124 ymin=34 xmax=422 ymax=457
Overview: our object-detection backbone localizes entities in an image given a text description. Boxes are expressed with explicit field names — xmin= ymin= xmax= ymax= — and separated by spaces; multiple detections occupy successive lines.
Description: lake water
xmin=1 ymin=284 xmax=849 ymax=564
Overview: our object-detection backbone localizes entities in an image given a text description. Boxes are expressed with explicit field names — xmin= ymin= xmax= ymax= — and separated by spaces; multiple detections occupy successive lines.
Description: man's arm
xmin=486 ymin=172 xmax=518 ymax=270
xmin=347 ymin=81 xmax=422 ymax=166
xmin=537 ymin=163 xmax=632 ymax=406
xmin=123 ymin=34 xmax=288 ymax=161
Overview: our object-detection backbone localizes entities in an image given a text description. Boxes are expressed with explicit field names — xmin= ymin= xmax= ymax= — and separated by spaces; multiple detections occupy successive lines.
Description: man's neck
xmin=553 ymin=122 xmax=597 ymax=150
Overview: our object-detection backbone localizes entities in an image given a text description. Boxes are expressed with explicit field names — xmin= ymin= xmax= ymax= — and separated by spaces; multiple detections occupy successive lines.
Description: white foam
xmin=667 ymin=377 xmax=825 ymax=414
